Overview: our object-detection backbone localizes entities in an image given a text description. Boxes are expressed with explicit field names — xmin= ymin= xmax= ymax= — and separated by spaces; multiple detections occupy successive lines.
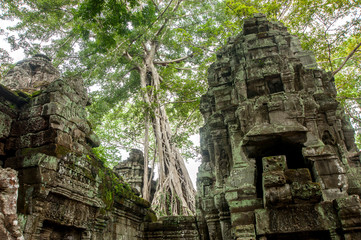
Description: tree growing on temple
xmin=0 ymin=0 xmax=234 ymax=215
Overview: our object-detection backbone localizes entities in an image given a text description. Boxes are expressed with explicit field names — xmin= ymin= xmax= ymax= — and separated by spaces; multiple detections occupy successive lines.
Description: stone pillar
xmin=0 ymin=167 xmax=24 ymax=240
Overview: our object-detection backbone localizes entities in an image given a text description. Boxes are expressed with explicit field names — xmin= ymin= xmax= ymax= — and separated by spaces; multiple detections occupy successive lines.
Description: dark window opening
xmin=246 ymin=75 xmax=284 ymax=99
xmin=40 ymin=220 xmax=83 ymax=240
xmin=243 ymin=134 xmax=309 ymax=198
xmin=266 ymin=75 xmax=284 ymax=94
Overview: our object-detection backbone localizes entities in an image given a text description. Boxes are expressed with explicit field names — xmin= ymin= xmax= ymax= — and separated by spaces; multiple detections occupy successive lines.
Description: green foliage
xmin=0 ymin=1 xmax=237 ymax=170
xmin=85 ymin=153 xmax=150 ymax=210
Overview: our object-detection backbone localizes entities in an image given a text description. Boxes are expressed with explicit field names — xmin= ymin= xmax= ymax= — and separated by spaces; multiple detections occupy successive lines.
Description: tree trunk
xmin=142 ymin=115 xmax=150 ymax=201
xmin=138 ymin=41 xmax=195 ymax=215
xmin=151 ymin=105 xmax=196 ymax=215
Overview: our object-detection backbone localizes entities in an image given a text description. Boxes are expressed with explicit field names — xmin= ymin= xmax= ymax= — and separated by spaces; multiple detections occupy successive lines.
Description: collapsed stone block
xmin=264 ymin=184 xmax=292 ymax=207
xmin=290 ymin=182 xmax=322 ymax=203
xmin=284 ymin=168 xmax=312 ymax=183
xmin=262 ymin=171 xmax=286 ymax=188
xmin=262 ymin=155 xmax=287 ymax=172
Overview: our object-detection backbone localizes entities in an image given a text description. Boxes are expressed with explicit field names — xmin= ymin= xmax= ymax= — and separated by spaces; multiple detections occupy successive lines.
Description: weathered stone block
xmin=262 ymin=171 xmax=286 ymax=187
xmin=0 ymin=100 xmax=18 ymax=119
xmin=55 ymin=131 xmax=73 ymax=149
xmin=334 ymin=195 xmax=361 ymax=210
xmin=0 ymin=112 xmax=12 ymax=139
xmin=22 ymin=153 xmax=59 ymax=170
xmin=322 ymin=188 xmax=348 ymax=201
xmin=320 ymin=174 xmax=347 ymax=190
xmin=19 ymin=105 xmax=43 ymax=120
xmin=231 ymin=211 xmax=255 ymax=226
xmin=302 ymin=145 xmax=336 ymax=157
xmin=256 ymin=205 xmax=326 ymax=235
xmin=228 ymin=198 xmax=263 ymax=212
xmin=264 ymin=184 xmax=292 ymax=207
xmin=262 ymin=155 xmax=287 ymax=172
xmin=19 ymin=129 xmax=57 ymax=148
xmin=233 ymin=224 xmax=256 ymax=239
xmin=202 ymin=198 xmax=216 ymax=213
xmin=314 ymin=159 xmax=345 ymax=175
xmin=10 ymin=116 xmax=49 ymax=136
xmin=85 ymin=132 xmax=100 ymax=148
xmin=284 ymin=168 xmax=312 ymax=183
xmin=291 ymin=182 xmax=322 ymax=203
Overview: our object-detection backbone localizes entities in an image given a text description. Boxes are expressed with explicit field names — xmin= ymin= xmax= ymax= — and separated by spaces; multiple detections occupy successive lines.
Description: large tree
xmin=0 ymin=0 xmax=233 ymax=215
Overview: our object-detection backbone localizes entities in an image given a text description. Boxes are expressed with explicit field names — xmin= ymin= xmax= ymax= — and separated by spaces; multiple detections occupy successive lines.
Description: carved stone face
xmin=127 ymin=149 xmax=143 ymax=164
xmin=1 ymin=54 xmax=60 ymax=93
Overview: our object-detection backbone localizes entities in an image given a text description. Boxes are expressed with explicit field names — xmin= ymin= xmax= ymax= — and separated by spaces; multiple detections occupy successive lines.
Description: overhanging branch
xmin=153 ymin=53 xmax=193 ymax=66
xmin=333 ymin=42 xmax=361 ymax=75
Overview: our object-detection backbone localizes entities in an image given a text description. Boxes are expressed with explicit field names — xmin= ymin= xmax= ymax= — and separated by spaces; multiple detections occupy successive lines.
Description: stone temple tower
xmin=196 ymin=14 xmax=361 ymax=240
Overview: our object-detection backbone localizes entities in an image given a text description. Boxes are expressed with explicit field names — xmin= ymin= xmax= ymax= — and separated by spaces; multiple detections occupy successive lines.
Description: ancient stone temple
xmin=0 ymin=55 xmax=155 ymax=239
xmin=197 ymin=14 xmax=361 ymax=240
xmin=1 ymin=14 xmax=361 ymax=240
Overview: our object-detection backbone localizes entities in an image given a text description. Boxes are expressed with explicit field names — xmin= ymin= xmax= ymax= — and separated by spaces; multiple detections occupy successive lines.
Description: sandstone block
xmin=264 ymin=184 xmax=292 ymax=207
xmin=263 ymin=171 xmax=286 ymax=188
xmin=284 ymin=168 xmax=312 ymax=183
xmin=262 ymin=155 xmax=287 ymax=172
xmin=291 ymin=182 xmax=322 ymax=203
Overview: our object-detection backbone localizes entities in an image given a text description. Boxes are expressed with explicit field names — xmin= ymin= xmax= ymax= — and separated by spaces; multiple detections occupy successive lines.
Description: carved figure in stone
xmin=218 ymin=150 xmax=230 ymax=184
xmin=1 ymin=54 xmax=60 ymax=93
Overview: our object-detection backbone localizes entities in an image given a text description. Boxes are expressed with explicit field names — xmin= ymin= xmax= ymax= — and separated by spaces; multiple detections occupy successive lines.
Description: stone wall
xmin=144 ymin=216 xmax=200 ymax=239
xmin=0 ymin=56 xmax=155 ymax=240
xmin=196 ymin=14 xmax=361 ymax=240
xmin=114 ymin=149 xmax=157 ymax=200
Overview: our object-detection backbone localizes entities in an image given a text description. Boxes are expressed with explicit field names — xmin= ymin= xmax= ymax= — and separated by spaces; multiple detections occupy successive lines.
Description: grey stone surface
xmin=1 ymin=54 xmax=60 ymax=93
xmin=0 ymin=58 xmax=155 ymax=239
xmin=196 ymin=14 xmax=361 ymax=239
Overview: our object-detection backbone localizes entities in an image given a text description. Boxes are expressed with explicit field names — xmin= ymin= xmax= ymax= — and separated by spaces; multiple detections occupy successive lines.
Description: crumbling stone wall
xmin=0 ymin=56 xmax=155 ymax=240
xmin=114 ymin=149 xmax=157 ymax=200
xmin=0 ymin=54 xmax=60 ymax=93
xmin=197 ymin=14 xmax=361 ymax=240
xmin=144 ymin=216 xmax=200 ymax=239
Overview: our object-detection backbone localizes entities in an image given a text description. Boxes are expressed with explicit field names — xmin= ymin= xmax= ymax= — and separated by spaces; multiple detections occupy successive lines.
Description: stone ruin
xmin=0 ymin=55 xmax=198 ymax=239
xmin=0 ymin=55 xmax=154 ymax=239
xmin=113 ymin=149 xmax=157 ymax=200
xmin=197 ymin=14 xmax=361 ymax=239
xmin=2 ymin=54 xmax=60 ymax=94
xmin=0 ymin=15 xmax=361 ymax=240
xmin=114 ymin=149 xmax=145 ymax=194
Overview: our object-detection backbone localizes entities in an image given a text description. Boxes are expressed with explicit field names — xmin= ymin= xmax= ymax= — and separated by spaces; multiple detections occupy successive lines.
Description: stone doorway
xmin=39 ymin=221 xmax=83 ymax=240
xmin=243 ymin=133 xmax=309 ymax=198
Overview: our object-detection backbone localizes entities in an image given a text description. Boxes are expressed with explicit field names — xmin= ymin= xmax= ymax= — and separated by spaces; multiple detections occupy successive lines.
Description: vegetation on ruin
xmin=1 ymin=0 xmax=360 ymax=215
